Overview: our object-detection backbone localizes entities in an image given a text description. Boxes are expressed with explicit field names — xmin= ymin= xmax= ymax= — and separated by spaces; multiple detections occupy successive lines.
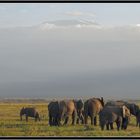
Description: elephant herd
xmin=20 ymin=97 xmax=140 ymax=131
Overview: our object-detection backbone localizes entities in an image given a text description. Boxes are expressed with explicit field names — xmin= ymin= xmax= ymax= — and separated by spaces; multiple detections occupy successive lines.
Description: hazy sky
xmin=1 ymin=3 xmax=140 ymax=27
xmin=0 ymin=4 xmax=140 ymax=99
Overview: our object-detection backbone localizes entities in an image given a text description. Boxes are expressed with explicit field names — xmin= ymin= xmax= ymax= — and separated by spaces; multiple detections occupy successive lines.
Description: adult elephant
xmin=105 ymin=100 xmax=139 ymax=125
xmin=106 ymin=101 xmax=139 ymax=116
xmin=59 ymin=100 xmax=77 ymax=125
xmin=84 ymin=97 xmax=104 ymax=125
xmin=99 ymin=105 xmax=130 ymax=131
xmin=74 ymin=99 xmax=84 ymax=124
xmin=136 ymin=109 xmax=140 ymax=128
xmin=48 ymin=101 xmax=60 ymax=126
xmin=48 ymin=100 xmax=77 ymax=126
xmin=20 ymin=107 xmax=40 ymax=122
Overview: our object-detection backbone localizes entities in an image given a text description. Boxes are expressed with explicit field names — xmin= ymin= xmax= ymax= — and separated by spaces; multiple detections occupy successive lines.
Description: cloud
xmin=65 ymin=11 xmax=95 ymax=17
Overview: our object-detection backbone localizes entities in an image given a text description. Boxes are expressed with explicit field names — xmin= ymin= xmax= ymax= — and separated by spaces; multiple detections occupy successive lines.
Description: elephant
xmin=20 ymin=107 xmax=40 ymax=122
xmin=48 ymin=101 xmax=60 ymax=126
xmin=105 ymin=100 xmax=139 ymax=125
xmin=84 ymin=97 xmax=104 ymax=126
xmin=99 ymin=105 xmax=130 ymax=131
xmin=59 ymin=100 xmax=77 ymax=125
xmin=74 ymin=99 xmax=84 ymax=124
xmin=105 ymin=100 xmax=139 ymax=116
xmin=136 ymin=109 xmax=140 ymax=128
xmin=48 ymin=100 xmax=77 ymax=126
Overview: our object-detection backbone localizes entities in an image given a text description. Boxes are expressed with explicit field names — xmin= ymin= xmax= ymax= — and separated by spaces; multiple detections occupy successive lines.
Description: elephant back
xmin=105 ymin=101 xmax=124 ymax=107
xmin=66 ymin=100 xmax=76 ymax=115
xmin=105 ymin=101 xmax=139 ymax=116
xmin=74 ymin=99 xmax=84 ymax=111
xmin=59 ymin=100 xmax=68 ymax=118
xmin=24 ymin=107 xmax=37 ymax=117
xmin=48 ymin=101 xmax=59 ymax=117
xmin=100 ymin=105 xmax=122 ymax=124
xmin=91 ymin=98 xmax=104 ymax=111
xmin=102 ymin=105 xmax=130 ymax=118
xmin=99 ymin=105 xmax=122 ymax=126
xmin=86 ymin=97 xmax=104 ymax=115
xmin=59 ymin=100 xmax=76 ymax=117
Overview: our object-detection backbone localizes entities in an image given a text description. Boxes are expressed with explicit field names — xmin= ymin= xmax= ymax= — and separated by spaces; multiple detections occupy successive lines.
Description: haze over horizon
xmin=0 ymin=4 xmax=140 ymax=99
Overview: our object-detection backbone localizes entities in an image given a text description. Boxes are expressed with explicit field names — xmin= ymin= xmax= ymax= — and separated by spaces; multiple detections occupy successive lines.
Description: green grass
xmin=0 ymin=101 xmax=139 ymax=136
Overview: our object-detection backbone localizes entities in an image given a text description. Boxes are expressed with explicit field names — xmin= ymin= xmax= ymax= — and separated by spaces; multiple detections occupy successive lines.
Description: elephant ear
xmin=122 ymin=105 xmax=126 ymax=118
xmin=132 ymin=104 xmax=136 ymax=115
xmin=100 ymin=97 xmax=104 ymax=107
xmin=136 ymin=105 xmax=140 ymax=115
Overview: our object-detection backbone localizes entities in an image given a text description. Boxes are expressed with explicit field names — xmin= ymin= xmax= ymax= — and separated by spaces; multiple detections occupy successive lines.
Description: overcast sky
xmin=0 ymin=3 xmax=140 ymax=99
xmin=1 ymin=3 xmax=140 ymax=28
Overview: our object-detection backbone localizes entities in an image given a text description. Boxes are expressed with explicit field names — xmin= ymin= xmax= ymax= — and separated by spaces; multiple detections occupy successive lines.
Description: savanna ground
xmin=0 ymin=99 xmax=140 ymax=137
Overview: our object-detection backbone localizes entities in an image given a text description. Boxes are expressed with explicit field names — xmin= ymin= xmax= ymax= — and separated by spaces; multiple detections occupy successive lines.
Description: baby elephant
xmin=20 ymin=107 xmax=40 ymax=122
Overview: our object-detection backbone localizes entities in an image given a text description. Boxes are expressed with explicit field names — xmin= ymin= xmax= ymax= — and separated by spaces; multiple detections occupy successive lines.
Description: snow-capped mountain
xmin=39 ymin=19 xmax=101 ymax=30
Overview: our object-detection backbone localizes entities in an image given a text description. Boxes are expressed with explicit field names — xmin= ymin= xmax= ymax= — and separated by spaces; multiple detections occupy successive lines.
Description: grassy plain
xmin=0 ymin=99 xmax=139 ymax=137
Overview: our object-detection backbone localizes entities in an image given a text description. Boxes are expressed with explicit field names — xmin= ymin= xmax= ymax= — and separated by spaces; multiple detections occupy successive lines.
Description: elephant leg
xmin=94 ymin=116 xmax=97 ymax=126
xmin=101 ymin=123 xmax=105 ymax=131
xmin=106 ymin=123 xmax=109 ymax=130
xmin=72 ymin=116 xmax=75 ymax=125
xmin=57 ymin=116 xmax=61 ymax=126
xmin=56 ymin=117 xmax=61 ymax=126
xmin=110 ymin=122 xmax=114 ymax=130
xmin=80 ymin=115 xmax=84 ymax=124
xmin=76 ymin=118 xmax=80 ymax=124
xmin=54 ymin=117 xmax=57 ymax=126
xmin=52 ymin=117 xmax=56 ymax=126
xmin=64 ymin=116 xmax=69 ymax=125
xmin=124 ymin=124 xmax=128 ymax=130
xmin=58 ymin=121 xmax=61 ymax=126
xmin=51 ymin=117 xmax=55 ymax=126
xmin=72 ymin=111 xmax=77 ymax=125
xmin=51 ymin=118 xmax=54 ymax=126
xmin=76 ymin=111 xmax=80 ymax=124
xmin=90 ymin=115 xmax=94 ymax=125
xmin=121 ymin=118 xmax=124 ymax=130
xmin=122 ymin=118 xmax=128 ymax=130
xmin=54 ymin=118 xmax=57 ymax=126
xmin=26 ymin=115 xmax=28 ymax=122
xmin=116 ymin=121 xmax=121 ymax=131
xmin=49 ymin=115 xmax=52 ymax=126
xmin=121 ymin=124 xmax=123 ymax=130
xmin=84 ymin=114 xmax=88 ymax=124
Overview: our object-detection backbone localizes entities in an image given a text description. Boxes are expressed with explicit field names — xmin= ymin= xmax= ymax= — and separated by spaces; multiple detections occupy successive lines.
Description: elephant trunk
xmin=122 ymin=106 xmax=126 ymax=118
